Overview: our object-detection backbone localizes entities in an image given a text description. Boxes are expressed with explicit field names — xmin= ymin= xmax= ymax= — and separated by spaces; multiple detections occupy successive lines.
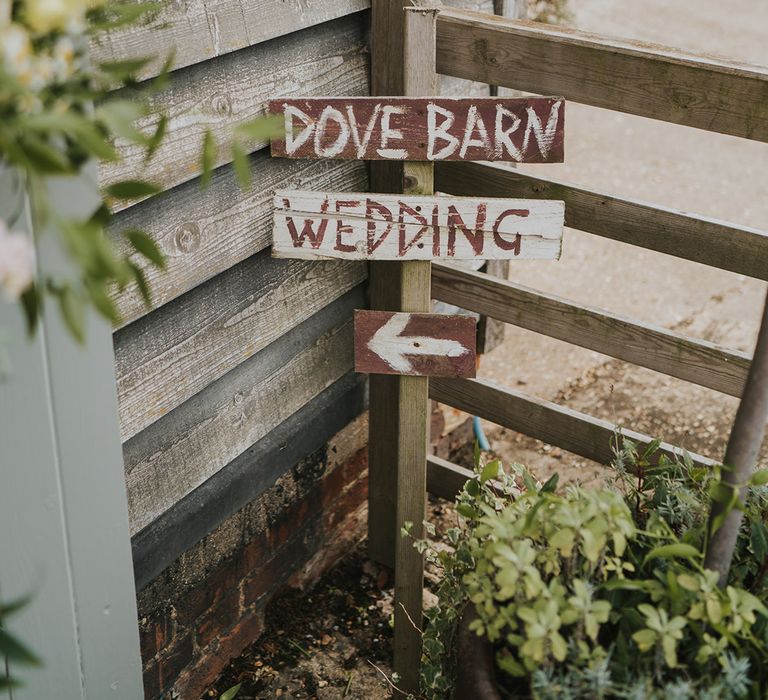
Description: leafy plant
xmin=0 ymin=0 xmax=281 ymax=341
xmin=414 ymin=444 xmax=768 ymax=699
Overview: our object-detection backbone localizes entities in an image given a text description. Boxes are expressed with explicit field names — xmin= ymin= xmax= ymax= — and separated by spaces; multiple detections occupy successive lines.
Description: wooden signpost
xmin=273 ymin=190 xmax=564 ymax=261
xmin=268 ymin=96 xmax=564 ymax=163
xmin=268 ymin=8 xmax=566 ymax=695
xmin=354 ymin=310 xmax=477 ymax=378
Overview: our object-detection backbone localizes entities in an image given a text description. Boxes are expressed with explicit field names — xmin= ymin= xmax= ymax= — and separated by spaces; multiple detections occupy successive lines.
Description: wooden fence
xmin=421 ymin=6 xmax=768 ymax=498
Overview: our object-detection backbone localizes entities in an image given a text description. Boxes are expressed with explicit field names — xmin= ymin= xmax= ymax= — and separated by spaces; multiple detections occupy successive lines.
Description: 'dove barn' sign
xmin=273 ymin=190 xmax=564 ymax=261
xmin=269 ymin=97 xmax=564 ymax=162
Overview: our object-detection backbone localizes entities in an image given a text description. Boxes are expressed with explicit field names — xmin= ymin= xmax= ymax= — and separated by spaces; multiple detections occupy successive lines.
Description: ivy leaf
xmin=540 ymin=473 xmax=559 ymax=493
xmin=105 ymin=180 xmax=161 ymax=200
xmin=643 ymin=543 xmax=700 ymax=565
xmin=480 ymin=459 xmax=500 ymax=484
xmin=219 ymin=683 xmax=241 ymax=700
xmin=125 ymin=230 xmax=165 ymax=269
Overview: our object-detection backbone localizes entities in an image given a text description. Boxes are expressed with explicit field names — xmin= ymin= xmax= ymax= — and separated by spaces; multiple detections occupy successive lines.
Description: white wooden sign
xmin=272 ymin=190 xmax=564 ymax=261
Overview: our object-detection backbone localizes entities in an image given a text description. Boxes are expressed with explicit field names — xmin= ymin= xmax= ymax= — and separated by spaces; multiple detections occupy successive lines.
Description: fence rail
xmin=432 ymin=263 xmax=751 ymax=397
xmin=425 ymin=7 xmax=768 ymax=490
xmin=436 ymin=161 xmax=768 ymax=281
xmin=435 ymin=7 xmax=768 ymax=141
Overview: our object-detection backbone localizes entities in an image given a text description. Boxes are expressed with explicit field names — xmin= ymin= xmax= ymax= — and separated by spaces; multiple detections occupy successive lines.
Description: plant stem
xmin=704 ymin=288 xmax=768 ymax=587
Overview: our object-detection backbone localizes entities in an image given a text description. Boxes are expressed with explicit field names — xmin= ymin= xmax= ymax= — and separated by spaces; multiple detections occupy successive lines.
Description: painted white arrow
xmin=367 ymin=314 xmax=470 ymax=374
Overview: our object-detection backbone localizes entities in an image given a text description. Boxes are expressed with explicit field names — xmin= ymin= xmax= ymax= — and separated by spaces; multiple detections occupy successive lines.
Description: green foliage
xmin=0 ymin=3 xmax=282 ymax=342
xmin=0 ymin=596 xmax=41 ymax=691
xmin=219 ymin=683 xmax=241 ymax=700
xmin=416 ymin=444 xmax=768 ymax=699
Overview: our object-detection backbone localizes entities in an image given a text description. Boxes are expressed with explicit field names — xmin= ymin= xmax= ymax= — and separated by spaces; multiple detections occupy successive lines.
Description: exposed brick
xmin=196 ymin=587 xmax=240 ymax=650
xmin=172 ymin=608 xmax=265 ymax=699
xmin=157 ymin=630 xmax=194 ymax=695
xmin=142 ymin=659 xmax=161 ymax=700
xmin=138 ymin=610 xmax=174 ymax=662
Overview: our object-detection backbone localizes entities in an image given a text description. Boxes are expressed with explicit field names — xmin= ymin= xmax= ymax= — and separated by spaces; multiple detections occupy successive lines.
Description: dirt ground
xmin=205 ymin=1 xmax=768 ymax=697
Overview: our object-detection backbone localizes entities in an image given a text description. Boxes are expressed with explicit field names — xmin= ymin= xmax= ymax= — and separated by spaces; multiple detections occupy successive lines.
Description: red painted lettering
xmin=398 ymin=201 xmax=430 ymax=256
xmin=283 ymin=197 xmax=329 ymax=248
xmin=334 ymin=200 xmax=360 ymax=252
xmin=366 ymin=199 xmax=394 ymax=254
xmin=492 ymin=208 xmax=528 ymax=254
xmin=446 ymin=203 xmax=486 ymax=256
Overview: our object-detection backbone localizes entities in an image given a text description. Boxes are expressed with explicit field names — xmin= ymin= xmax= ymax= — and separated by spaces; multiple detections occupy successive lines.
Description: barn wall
xmin=97 ymin=0 xmax=501 ymax=696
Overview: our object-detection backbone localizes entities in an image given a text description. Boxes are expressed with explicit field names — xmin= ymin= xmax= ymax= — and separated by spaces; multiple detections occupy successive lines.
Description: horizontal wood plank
xmin=273 ymin=190 xmax=563 ymax=260
xmin=430 ymin=376 xmax=716 ymax=469
xmin=436 ymin=8 xmax=768 ymax=142
xmin=101 ymin=13 xmax=369 ymax=209
xmin=123 ymin=286 xmax=364 ymax=535
xmin=131 ymin=371 xmax=367 ymax=588
xmin=432 ymin=263 xmax=751 ymax=397
xmin=109 ymin=153 xmax=367 ymax=327
xmin=90 ymin=0 xmax=369 ymax=81
xmin=435 ymin=161 xmax=768 ymax=280
xmin=114 ymin=250 xmax=366 ymax=442
xmin=426 ymin=455 xmax=475 ymax=501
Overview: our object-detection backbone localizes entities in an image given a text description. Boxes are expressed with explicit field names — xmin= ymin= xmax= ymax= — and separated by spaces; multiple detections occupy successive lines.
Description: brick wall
xmin=137 ymin=417 xmax=369 ymax=699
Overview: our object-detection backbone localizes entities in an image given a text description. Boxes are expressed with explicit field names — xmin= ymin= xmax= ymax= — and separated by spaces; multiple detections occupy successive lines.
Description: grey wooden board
xmin=0 ymin=170 xmax=142 ymax=698
xmin=132 ymin=372 xmax=367 ymax=589
xmin=109 ymin=152 xmax=367 ymax=328
xmin=90 ymin=0 xmax=369 ymax=80
xmin=123 ymin=285 xmax=364 ymax=535
xmin=426 ymin=454 xmax=475 ymax=501
xmin=430 ymin=377 xmax=717 ymax=469
xmin=436 ymin=161 xmax=768 ymax=281
xmin=101 ymin=13 xmax=369 ymax=210
xmin=436 ymin=8 xmax=768 ymax=142
xmin=432 ymin=263 xmax=751 ymax=397
xmin=114 ymin=249 xmax=366 ymax=442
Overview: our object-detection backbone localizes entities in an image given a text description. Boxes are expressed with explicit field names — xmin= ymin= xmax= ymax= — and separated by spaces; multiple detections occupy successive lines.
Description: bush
xmin=415 ymin=443 xmax=768 ymax=699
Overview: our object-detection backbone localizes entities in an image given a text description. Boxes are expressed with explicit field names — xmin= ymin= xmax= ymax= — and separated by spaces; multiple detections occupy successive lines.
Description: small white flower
xmin=0 ymin=219 xmax=36 ymax=301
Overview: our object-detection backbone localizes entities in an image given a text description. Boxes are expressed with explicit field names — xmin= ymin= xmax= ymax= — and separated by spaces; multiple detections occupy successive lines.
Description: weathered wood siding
xmin=103 ymin=4 xmax=372 ymax=570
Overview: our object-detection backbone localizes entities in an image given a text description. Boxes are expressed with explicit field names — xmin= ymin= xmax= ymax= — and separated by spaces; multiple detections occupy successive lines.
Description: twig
xmin=343 ymin=671 xmax=354 ymax=697
xmin=398 ymin=601 xmax=424 ymax=635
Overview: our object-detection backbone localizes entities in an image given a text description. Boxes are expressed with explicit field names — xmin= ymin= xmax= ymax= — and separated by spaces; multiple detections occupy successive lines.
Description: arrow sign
xmin=354 ymin=310 xmax=477 ymax=378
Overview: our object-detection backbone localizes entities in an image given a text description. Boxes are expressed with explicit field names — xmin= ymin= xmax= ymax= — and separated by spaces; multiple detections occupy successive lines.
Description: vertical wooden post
xmin=368 ymin=0 xmax=407 ymax=568
xmin=0 ymin=168 xmax=143 ymax=699
xmin=393 ymin=9 xmax=439 ymax=697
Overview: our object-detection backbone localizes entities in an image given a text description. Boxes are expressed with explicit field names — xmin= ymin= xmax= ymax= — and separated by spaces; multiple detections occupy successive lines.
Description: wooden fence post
xmin=391 ymin=9 xmax=439 ymax=696
xmin=0 ymin=169 xmax=144 ymax=699
xmin=368 ymin=0 xmax=407 ymax=569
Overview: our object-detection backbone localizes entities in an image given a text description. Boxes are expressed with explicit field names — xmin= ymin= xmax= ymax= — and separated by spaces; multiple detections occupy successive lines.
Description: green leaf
xmin=751 ymin=522 xmax=768 ymax=562
xmin=99 ymin=56 xmax=155 ymax=80
xmin=0 ymin=596 xmax=32 ymax=619
xmin=128 ymin=262 xmax=152 ymax=308
xmin=97 ymin=100 xmax=148 ymax=145
xmin=125 ymin=230 xmax=165 ymax=269
xmin=540 ymin=473 xmax=559 ymax=493
xmin=234 ymin=114 xmax=284 ymax=142
xmin=219 ymin=683 xmax=241 ymax=700
xmin=143 ymin=114 xmax=168 ymax=163
xmin=751 ymin=470 xmax=768 ymax=486
xmin=18 ymin=135 xmax=73 ymax=174
xmin=106 ymin=180 xmax=161 ymax=200
xmin=643 ymin=543 xmax=700 ymax=565
xmin=480 ymin=459 xmax=500 ymax=484
xmin=56 ymin=285 xmax=85 ymax=344
xmin=0 ymin=628 xmax=41 ymax=666
xmin=231 ymin=142 xmax=252 ymax=189
xmin=85 ymin=280 xmax=121 ymax=326
xmin=20 ymin=285 xmax=42 ymax=337
xmin=200 ymin=130 xmax=216 ymax=189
